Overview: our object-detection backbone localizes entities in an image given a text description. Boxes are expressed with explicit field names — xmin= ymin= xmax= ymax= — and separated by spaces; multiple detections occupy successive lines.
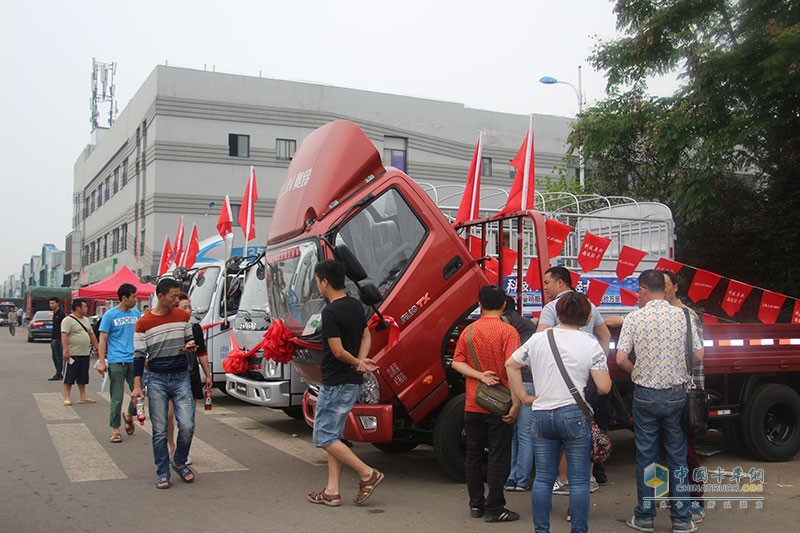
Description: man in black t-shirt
xmin=49 ymin=298 xmax=67 ymax=381
xmin=307 ymin=260 xmax=384 ymax=508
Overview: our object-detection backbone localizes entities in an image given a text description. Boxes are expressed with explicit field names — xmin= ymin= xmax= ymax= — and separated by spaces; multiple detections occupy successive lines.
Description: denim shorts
xmin=312 ymin=383 xmax=362 ymax=448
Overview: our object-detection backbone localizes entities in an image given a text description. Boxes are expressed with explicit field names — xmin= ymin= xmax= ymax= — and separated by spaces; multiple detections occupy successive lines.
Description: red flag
xmin=620 ymin=287 xmax=639 ymax=306
xmin=569 ymin=270 xmax=581 ymax=290
xmin=238 ymin=166 xmax=258 ymax=242
xmin=687 ymin=269 xmax=722 ymax=303
xmin=758 ymin=290 xmax=786 ymax=324
xmin=499 ymin=246 xmax=518 ymax=279
xmin=721 ymin=279 xmax=754 ymax=317
xmin=483 ymin=256 xmax=500 ymax=285
xmin=792 ymin=300 xmax=800 ymax=325
xmin=524 ymin=257 xmax=541 ymax=291
xmin=455 ymin=134 xmax=483 ymax=224
xmin=216 ymin=195 xmax=233 ymax=239
xmin=468 ymin=236 xmax=486 ymax=260
xmin=173 ymin=217 xmax=185 ymax=267
xmin=158 ymin=236 xmax=173 ymax=276
xmin=577 ymin=232 xmax=611 ymax=273
xmin=586 ymin=279 xmax=610 ymax=307
xmin=616 ymin=246 xmax=647 ymax=281
xmin=703 ymin=313 xmax=719 ymax=324
xmin=181 ymin=224 xmax=200 ymax=268
xmin=545 ymin=218 xmax=572 ymax=258
xmin=500 ymin=117 xmax=535 ymax=214
xmin=655 ymin=257 xmax=684 ymax=275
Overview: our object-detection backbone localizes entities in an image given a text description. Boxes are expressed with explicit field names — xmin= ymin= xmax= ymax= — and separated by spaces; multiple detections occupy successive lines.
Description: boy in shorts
xmin=307 ymin=260 xmax=384 ymax=507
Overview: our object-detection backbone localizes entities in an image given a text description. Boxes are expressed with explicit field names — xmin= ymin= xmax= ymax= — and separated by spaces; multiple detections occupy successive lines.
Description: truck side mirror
xmin=334 ymin=244 xmax=368 ymax=282
xmin=359 ymin=284 xmax=383 ymax=306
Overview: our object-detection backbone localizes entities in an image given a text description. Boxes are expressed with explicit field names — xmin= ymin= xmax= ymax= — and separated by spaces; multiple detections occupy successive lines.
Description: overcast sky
xmin=0 ymin=0 xmax=678 ymax=282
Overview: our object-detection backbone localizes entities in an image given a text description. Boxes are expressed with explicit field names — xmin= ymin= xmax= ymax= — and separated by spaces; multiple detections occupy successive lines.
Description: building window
xmin=276 ymin=138 xmax=296 ymax=161
xmin=84 ymin=196 xmax=90 ymax=218
xmin=105 ymin=177 xmax=111 ymax=201
xmin=229 ymin=134 xmax=250 ymax=157
xmin=481 ymin=157 xmax=492 ymax=177
xmin=103 ymin=235 xmax=108 ymax=259
xmin=121 ymin=159 xmax=128 ymax=187
xmin=90 ymin=242 xmax=96 ymax=263
xmin=383 ymin=136 xmax=407 ymax=172
xmin=139 ymin=228 xmax=145 ymax=256
xmin=112 ymin=228 xmax=119 ymax=254
xmin=113 ymin=168 xmax=119 ymax=194
xmin=121 ymin=224 xmax=128 ymax=251
xmin=509 ymin=163 xmax=516 ymax=180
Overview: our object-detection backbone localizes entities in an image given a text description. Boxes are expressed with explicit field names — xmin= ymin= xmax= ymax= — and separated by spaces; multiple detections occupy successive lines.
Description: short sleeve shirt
xmin=61 ymin=315 xmax=92 ymax=356
xmin=320 ymin=296 xmax=368 ymax=386
xmin=539 ymin=290 xmax=605 ymax=336
xmin=99 ymin=307 xmax=141 ymax=363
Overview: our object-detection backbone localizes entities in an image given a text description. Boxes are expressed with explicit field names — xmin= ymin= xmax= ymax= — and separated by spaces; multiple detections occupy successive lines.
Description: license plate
xmin=235 ymin=383 xmax=247 ymax=394
xmin=45 ymin=325 xmax=52 ymax=329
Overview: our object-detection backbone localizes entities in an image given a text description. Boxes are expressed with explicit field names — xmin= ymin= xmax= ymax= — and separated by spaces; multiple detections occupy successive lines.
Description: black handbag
xmin=682 ymin=309 xmax=709 ymax=436
xmin=465 ymin=326 xmax=512 ymax=416
xmin=188 ymin=323 xmax=206 ymax=400
xmin=546 ymin=329 xmax=612 ymax=464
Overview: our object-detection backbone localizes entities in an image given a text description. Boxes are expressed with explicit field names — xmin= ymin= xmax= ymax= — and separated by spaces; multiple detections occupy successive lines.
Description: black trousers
xmin=464 ymin=411 xmax=514 ymax=513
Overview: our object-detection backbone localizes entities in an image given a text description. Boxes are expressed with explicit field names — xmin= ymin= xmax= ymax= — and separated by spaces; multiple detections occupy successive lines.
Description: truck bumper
xmin=225 ymin=374 xmax=291 ymax=407
xmin=302 ymin=389 xmax=394 ymax=444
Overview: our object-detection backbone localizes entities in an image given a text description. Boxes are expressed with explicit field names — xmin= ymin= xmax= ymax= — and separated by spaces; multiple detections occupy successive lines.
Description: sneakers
xmin=48 ymin=374 xmax=63 ymax=381
xmin=589 ymin=478 xmax=600 ymax=493
xmin=593 ymin=468 xmax=608 ymax=485
xmin=515 ymin=485 xmax=530 ymax=492
xmin=484 ymin=508 xmax=520 ymax=523
xmin=626 ymin=515 xmax=654 ymax=533
xmin=503 ymin=481 xmax=516 ymax=492
xmin=552 ymin=479 xmax=570 ymax=495
xmin=470 ymin=507 xmax=485 ymax=518
xmin=690 ymin=508 xmax=705 ymax=523
xmin=672 ymin=519 xmax=698 ymax=533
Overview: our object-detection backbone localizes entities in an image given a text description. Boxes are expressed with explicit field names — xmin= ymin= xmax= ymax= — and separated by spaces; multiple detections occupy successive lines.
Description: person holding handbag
xmin=506 ymin=291 xmax=611 ymax=533
xmin=61 ymin=299 xmax=100 ymax=406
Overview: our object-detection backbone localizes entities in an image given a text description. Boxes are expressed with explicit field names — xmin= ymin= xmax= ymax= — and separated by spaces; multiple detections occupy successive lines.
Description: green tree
xmin=571 ymin=0 xmax=800 ymax=299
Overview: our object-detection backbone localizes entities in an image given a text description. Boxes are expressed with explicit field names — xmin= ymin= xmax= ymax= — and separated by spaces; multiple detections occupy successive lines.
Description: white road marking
xmin=218 ymin=416 xmax=327 ymax=466
xmin=34 ymin=393 xmax=81 ymax=421
xmin=46 ymin=424 xmax=127 ymax=482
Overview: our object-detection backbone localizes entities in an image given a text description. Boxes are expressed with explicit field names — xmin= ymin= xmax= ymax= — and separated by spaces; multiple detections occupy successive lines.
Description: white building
xmin=72 ymin=65 xmax=577 ymax=284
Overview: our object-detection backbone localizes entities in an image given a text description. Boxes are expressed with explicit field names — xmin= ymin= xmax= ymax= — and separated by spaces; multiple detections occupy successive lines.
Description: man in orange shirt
xmin=452 ymin=285 xmax=521 ymax=523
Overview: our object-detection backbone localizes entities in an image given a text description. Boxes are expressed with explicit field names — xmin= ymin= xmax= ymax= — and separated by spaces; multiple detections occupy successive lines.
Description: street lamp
xmin=539 ymin=66 xmax=585 ymax=187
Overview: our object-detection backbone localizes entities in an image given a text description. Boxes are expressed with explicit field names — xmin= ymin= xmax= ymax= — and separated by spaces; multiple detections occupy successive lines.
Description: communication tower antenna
xmin=90 ymin=58 xmax=118 ymax=130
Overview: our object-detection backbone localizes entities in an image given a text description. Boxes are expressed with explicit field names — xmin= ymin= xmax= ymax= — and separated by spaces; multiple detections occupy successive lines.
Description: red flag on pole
xmin=524 ymin=257 xmax=541 ymax=291
xmin=577 ymin=232 xmax=611 ymax=273
xmin=703 ymin=313 xmax=719 ymax=324
xmin=758 ymin=290 xmax=786 ymax=324
xmin=455 ymin=134 xmax=483 ymax=224
xmin=792 ymin=300 xmax=800 ymax=325
xmin=173 ymin=217 xmax=185 ymax=267
xmin=158 ymin=236 xmax=173 ymax=276
xmin=499 ymin=246 xmax=518 ymax=279
xmin=468 ymin=236 xmax=486 ymax=260
xmin=483 ymin=256 xmax=500 ymax=285
xmin=182 ymin=224 xmax=199 ymax=268
xmin=500 ymin=117 xmax=535 ymax=214
xmin=655 ymin=257 xmax=684 ymax=275
xmin=545 ymin=218 xmax=572 ymax=258
xmin=569 ymin=270 xmax=581 ymax=290
xmin=216 ymin=195 xmax=233 ymax=239
xmin=586 ymin=279 xmax=610 ymax=307
xmin=687 ymin=269 xmax=722 ymax=303
xmin=721 ymin=279 xmax=754 ymax=317
xmin=238 ymin=166 xmax=258 ymax=242
xmin=616 ymin=246 xmax=647 ymax=281
xmin=620 ymin=287 xmax=639 ymax=306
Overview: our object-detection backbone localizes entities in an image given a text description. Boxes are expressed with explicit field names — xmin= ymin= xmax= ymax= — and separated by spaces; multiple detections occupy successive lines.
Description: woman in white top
xmin=506 ymin=291 xmax=611 ymax=533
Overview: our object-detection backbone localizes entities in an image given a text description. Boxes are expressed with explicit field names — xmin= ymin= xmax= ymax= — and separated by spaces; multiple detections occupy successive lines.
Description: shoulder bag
xmin=682 ymin=308 xmax=709 ymax=436
xmin=466 ymin=325 xmax=512 ymax=416
xmin=546 ymin=328 xmax=612 ymax=463
xmin=69 ymin=315 xmax=98 ymax=358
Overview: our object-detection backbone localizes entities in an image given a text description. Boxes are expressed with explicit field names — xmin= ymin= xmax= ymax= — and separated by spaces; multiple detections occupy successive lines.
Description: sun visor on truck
xmin=268 ymin=120 xmax=386 ymax=245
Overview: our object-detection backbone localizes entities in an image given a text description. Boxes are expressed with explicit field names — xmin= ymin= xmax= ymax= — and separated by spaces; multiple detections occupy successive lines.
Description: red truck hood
xmin=268 ymin=120 xmax=385 ymax=245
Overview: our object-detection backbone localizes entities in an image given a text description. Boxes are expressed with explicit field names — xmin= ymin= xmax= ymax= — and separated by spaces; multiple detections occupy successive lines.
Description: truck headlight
xmin=359 ymin=371 xmax=380 ymax=404
xmin=265 ymin=359 xmax=278 ymax=378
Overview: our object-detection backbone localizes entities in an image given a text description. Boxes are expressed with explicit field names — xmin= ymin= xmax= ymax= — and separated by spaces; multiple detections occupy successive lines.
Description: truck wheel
xmin=741 ymin=383 xmax=800 ymax=462
xmin=27 ymin=335 xmax=33 ymax=343
xmin=372 ymin=442 xmax=419 ymax=453
xmin=281 ymin=406 xmax=304 ymax=420
xmin=433 ymin=393 xmax=467 ymax=482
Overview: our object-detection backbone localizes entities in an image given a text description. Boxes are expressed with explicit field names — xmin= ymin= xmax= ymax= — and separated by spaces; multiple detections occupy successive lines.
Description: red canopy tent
xmin=72 ymin=266 xmax=155 ymax=301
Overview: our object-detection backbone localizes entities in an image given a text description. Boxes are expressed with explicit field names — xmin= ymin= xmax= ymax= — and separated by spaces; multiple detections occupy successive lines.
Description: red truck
xmin=265 ymin=120 xmax=800 ymax=480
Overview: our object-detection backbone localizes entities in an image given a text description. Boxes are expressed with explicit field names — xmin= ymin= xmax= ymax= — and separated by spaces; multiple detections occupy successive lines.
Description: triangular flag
xmin=499 ymin=246 xmax=518 ymax=279
xmin=238 ymin=166 xmax=258 ymax=242
xmin=620 ymin=287 xmax=639 ymax=306
xmin=586 ymin=279 xmax=610 ymax=307
xmin=216 ymin=195 xmax=233 ymax=239
xmin=792 ymin=300 xmax=800 ymax=325
xmin=569 ymin=270 xmax=581 ymax=290
xmin=181 ymin=224 xmax=200 ymax=268
xmin=758 ymin=290 xmax=786 ymax=324
xmin=524 ymin=257 xmax=541 ymax=291
xmin=455 ymin=134 xmax=483 ymax=224
xmin=655 ymin=257 xmax=684 ymax=275
xmin=721 ymin=279 xmax=754 ymax=317
xmin=483 ymin=256 xmax=500 ymax=285
xmin=703 ymin=313 xmax=719 ymax=324
xmin=576 ymin=232 xmax=611 ymax=273
xmin=500 ymin=117 xmax=535 ymax=214
xmin=468 ymin=236 xmax=487 ymax=261
xmin=158 ymin=236 xmax=173 ymax=276
xmin=616 ymin=246 xmax=647 ymax=281
xmin=545 ymin=218 xmax=572 ymax=258
xmin=687 ymin=269 xmax=722 ymax=303
xmin=173 ymin=217 xmax=185 ymax=267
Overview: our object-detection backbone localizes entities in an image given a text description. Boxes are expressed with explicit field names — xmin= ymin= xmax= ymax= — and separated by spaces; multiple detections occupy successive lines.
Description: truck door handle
xmin=443 ymin=256 xmax=463 ymax=280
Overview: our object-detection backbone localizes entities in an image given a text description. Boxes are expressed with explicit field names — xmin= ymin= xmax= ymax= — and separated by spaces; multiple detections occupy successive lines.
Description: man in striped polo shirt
xmin=131 ymin=278 xmax=209 ymax=489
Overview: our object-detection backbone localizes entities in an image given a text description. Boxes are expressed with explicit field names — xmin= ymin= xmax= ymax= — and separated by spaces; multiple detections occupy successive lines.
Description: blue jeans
xmin=51 ymin=339 xmax=63 ymax=376
xmin=507 ymin=382 xmax=535 ymax=489
xmin=531 ymin=404 xmax=592 ymax=533
xmin=148 ymin=371 xmax=194 ymax=478
xmin=312 ymin=383 xmax=362 ymax=447
xmin=633 ymin=385 xmax=690 ymax=522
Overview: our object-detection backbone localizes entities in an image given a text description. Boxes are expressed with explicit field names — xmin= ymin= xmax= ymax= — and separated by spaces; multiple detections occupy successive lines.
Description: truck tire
xmin=281 ymin=406 xmax=304 ymax=420
xmin=433 ymin=393 xmax=466 ymax=482
xmin=372 ymin=442 xmax=419 ymax=453
xmin=741 ymin=383 xmax=800 ymax=462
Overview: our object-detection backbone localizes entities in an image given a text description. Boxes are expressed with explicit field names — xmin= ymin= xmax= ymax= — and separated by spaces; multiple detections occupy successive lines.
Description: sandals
xmin=77 ymin=398 xmax=96 ymax=404
xmin=308 ymin=490 xmax=342 ymax=507
xmin=172 ymin=463 xmax=195 ymax=483
xmin=63 ymin=400 xmax=72 ymax=406
xmin=124 ymin=415 xmax=135 ymax=436
xmin=155 ymin=475 xmax=170 ymax=489
xmin=110 ymin=433 xmax=123 ymax=443
xmin=354 ymin=470 xmax=384 ymax=504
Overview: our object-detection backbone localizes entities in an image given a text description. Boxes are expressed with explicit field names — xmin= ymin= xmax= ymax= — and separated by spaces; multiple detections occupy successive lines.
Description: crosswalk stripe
xmin=218 ymin=416 xmax=327 ymax=467
xmin=34 ymin=393 xmax=81 ymax=421
xmin=46 ymin=424 xmax=127 ymax=482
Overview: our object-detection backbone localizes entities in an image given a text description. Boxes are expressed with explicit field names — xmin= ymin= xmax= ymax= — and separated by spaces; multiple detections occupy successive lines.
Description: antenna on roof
xmin=90 ymin=58 xmax=118 ymax=131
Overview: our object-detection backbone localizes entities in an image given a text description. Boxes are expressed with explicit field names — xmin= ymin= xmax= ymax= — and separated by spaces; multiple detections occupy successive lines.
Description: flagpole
xmin=521 ymin=115 xmax=533 ymax=211
xmin=470 ymin=132 xmax=483 ymax=219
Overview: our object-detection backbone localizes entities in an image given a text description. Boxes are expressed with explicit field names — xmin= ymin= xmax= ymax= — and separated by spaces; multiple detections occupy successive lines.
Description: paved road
xmin=1 ymin=328 xmax=797 ymax=532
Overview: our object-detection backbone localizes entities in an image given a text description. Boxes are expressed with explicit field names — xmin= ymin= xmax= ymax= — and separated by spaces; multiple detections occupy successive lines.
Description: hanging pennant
xmin=483 ymin=256 xmax=500 ymax=285
xmin=586 ymin=279 xmax=610 ymax=307
xmin=655 ymin=257 xmax=684 ymax=274
xmin=468 ymin=236 xmax=487 ymax=260
xmin=721 ymin=280 xmax=754 ymax=317
xmin=524 ymin=257 xmax=541 ymax=291
xmin=687 ymin=269 xmax=722 ymax=303
xmin=620 ymin=287 xmax=640 ymax=306
xmin=703 ymin=314 xmax=719 ymax=324
xmin=545 ymin=218 xmax=572 ymax=258
xmin=758 ymin=290 xmax=786 ymax=324
xmin=792 ymin=300 xmax=800 ymax=325
xmin=499 ymin=246 xmax=518 ymax=279
xmin=569 ymin=270 xmax=581 ymax=290
xmin=577 ymin=232 xmax=611 ymax=273
xmin=616 ymin=246 xmax=648 ymax=281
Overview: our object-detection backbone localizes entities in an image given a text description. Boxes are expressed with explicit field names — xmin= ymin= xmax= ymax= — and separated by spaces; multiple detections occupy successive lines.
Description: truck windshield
xmin=266 ymin=241 xmax=322 ymax=336
xmin=188 ymin=266 xmax=220 ymax=315
xmin=239 ymin=263 xmax=269 ymax=315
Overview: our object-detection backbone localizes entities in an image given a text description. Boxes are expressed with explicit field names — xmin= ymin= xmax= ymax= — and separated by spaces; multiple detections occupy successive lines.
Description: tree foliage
xmin=571 ymin=0 xmax=800 ymax=297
